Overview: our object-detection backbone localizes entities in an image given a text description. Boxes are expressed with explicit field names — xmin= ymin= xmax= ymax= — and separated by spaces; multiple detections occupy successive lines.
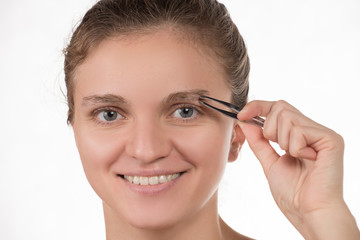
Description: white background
xmin=0 ymin=0 xmax=359 ymax=239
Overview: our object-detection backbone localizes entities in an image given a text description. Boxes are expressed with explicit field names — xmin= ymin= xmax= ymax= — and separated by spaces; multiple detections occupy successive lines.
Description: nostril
xmin=125 ymin=124 xmax=172 ymax=163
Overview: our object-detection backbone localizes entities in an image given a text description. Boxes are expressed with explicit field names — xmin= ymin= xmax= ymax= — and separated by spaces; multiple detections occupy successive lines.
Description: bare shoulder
xmin=220 ymin=217 xmax=255 ymax=240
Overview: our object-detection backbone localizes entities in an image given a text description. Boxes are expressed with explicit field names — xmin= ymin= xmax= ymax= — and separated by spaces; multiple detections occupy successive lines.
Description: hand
xmin=237 ymin=100 xmax=360 ymax=239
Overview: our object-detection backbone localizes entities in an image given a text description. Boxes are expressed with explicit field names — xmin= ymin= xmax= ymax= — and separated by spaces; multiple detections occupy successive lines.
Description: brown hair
xmin=64 ymin=0 xmax=250 ymax=124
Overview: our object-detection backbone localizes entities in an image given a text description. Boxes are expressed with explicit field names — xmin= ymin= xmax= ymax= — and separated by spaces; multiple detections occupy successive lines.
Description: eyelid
xmin=91 ymin=106 xmax=123 ymax=115
xmin=168 ymin=103 xmax=204 ymax=122
xmin=169 ymin=102 xmax=203 ymax=112
xmin=91 ymin=106 xmax=127 ymax=125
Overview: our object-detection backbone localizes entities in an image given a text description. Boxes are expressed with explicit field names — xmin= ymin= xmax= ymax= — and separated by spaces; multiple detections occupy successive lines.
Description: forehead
xmin=74 ymin=29 xmax=231 ymax=104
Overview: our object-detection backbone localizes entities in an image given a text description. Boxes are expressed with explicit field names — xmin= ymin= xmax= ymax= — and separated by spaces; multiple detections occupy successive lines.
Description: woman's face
xmin=72 ymin=29 xmax=244 ymax=229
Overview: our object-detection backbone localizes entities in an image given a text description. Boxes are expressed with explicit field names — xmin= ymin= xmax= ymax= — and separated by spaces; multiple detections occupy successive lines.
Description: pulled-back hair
xmin=64 ymin=0 xmax=250 ymax=124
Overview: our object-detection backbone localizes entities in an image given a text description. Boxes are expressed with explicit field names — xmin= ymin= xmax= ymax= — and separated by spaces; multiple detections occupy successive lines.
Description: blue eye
xmin=173 ymin=107 xmax=198 ymax=119
xmin=97 ymin=110 xmax=124 ymax=122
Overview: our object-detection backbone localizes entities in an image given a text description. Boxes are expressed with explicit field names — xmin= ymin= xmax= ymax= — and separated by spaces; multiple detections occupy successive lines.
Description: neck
xmin=104 ymin=194 xmax=225 ymax=240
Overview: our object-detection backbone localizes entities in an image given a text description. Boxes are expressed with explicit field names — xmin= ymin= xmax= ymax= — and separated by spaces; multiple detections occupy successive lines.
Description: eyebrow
xmin=81 ymin=89 xmax=210 ymax=107
xmin=82 ymin=94 xmax=129 ymax=106
xmin=162 ymin=89 xmax=210 ymax=106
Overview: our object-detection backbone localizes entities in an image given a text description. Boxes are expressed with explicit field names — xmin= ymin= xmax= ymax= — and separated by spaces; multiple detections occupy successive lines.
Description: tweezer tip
xmin=199 ymin=95 xmax=211 ymax=101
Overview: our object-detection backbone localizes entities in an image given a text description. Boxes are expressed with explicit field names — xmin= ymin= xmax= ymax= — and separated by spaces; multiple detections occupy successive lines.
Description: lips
xmin=118 ymin=173 xmax=182 ymax=186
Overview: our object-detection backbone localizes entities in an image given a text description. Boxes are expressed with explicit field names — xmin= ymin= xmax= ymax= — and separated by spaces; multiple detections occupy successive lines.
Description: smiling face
xmin=72 ymin=29 xmax=244 ymax=230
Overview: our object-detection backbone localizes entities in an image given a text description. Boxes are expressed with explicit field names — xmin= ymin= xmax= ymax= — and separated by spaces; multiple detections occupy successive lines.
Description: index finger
xmin=237 ymin=100 xmax=275 ymax=121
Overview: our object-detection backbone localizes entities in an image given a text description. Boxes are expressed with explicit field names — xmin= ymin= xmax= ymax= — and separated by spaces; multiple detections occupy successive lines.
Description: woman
xmin=63 ymin=0 xmax=360 ymax=239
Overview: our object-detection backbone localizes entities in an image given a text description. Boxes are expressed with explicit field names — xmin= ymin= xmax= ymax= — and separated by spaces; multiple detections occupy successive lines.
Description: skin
xmin=72 ymin=29 xmax=250 ymax=240
xmin=238 ymin=101 xmax=360 ymax=239
xmin=71 ymin=28 xmax=360 ymax=239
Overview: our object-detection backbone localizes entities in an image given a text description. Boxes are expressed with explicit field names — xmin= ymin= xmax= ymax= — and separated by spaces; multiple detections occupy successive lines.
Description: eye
xmin=97 ymin=110 xmax=124 ymax=122
xmin=172 ymin=107 xmax=198 ymax=119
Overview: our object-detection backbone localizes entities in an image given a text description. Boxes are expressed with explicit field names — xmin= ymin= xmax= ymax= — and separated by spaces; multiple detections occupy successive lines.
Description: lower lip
xmin=118 ymin=174 xmax=183 ymax=195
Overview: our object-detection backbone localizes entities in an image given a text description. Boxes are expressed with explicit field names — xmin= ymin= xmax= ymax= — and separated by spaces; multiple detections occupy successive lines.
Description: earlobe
xmin=228 ymin=123 xmax=245 ymax=162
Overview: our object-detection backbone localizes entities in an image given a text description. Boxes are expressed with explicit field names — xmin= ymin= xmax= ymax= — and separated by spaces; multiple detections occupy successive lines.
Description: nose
xmin=125 ymin=118 xmax=171 ymax=164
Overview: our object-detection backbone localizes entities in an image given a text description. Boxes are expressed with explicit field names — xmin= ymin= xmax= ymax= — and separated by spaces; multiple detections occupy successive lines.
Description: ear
xmin=228 ymin=123 xmax=245 ymax=162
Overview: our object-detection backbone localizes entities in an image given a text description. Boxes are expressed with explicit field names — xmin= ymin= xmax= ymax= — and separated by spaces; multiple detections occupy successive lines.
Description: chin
xmin=123 ymin=208 xmax=185 ymax=231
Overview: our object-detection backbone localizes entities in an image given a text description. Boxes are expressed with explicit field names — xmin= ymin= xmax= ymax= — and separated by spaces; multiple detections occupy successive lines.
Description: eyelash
xmin=91 ymin=107 xmax=126 ymax=126
xmin=169 ymin=103 xmax=203 ymax=123
xmin=90 ymin=103 xmax=204 ymax=126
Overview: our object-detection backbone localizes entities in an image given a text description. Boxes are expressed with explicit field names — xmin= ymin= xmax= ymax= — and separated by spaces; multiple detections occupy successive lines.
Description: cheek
xmin=173 ymin=122 xmax=232 ymax=159
xmin=170 ymin=122 xmax=233 ymax=182
xmin=73 ymin=125 xmax=125 ymax=187
xmin=167 ymin=122 xmax=234 ymax=209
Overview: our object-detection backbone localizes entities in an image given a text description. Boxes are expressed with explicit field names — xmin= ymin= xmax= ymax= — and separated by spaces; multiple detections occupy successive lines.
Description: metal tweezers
xmin=199 ymin=96 xmax=265 ymax=128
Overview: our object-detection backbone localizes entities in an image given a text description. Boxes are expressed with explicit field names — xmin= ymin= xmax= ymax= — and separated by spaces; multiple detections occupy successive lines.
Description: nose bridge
xmin=126 ymin=117 xmax=171 ymax=163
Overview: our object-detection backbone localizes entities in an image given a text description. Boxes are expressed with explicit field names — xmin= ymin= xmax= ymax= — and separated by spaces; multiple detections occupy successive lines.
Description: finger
xmin=276 ymin=109 xmax=317 ymax=152
xmin=237 ymin=100 xmax=278 ymax=143
xmin=288 ymin=125 xmax=344 ymax=162
xmin=237 ymin=100 xmax=275 ymax=121
xmin=262 ymin=106 xmax=279 ymax=143
xmin=239 ymin=100 xmax=310 ymax=145
xmin=288 ymin=126 xmax=319 ymax=161
xmin=238 ymin=100 xmax=293 ymax=143
xmin=239 ymin=122 xmax=280 ymax=177
xmin=264 ymin=100 xmax=303 ymax=143
xmin=277 ymin=109 xmax=294 ymax=151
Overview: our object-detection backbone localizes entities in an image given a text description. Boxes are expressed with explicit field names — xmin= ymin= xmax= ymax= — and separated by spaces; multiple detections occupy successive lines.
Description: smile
xmin=120 ymin=173 xmax=181 ymax=186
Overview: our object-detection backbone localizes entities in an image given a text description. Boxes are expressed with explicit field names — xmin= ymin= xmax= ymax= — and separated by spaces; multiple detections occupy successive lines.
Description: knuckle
xmin=262 ymin=127 xmax=272 ymax=140
xmin=337 ymin=134 xmax=345 ymax=147
xmin=278 ymin=108 xmax=293 ymax=121
xmin=332 ymin=130 xmax=343 ymax=140
xmin=279 ymin=141 xmax=288 ymax=151
xmin=262 ymin=126 xmax=277 ymax=142
xmin=330 ymin=131 xmax=345 ymax=149
xmin=288 ymin=126 xmax=303 ymax=156
xmin=274 ymin=100 xmax=289 ymax=109
xmin=292 ymin=125 xmax=302 ymax=135
xmin=289 ymin=145 xmax=302 ymax=158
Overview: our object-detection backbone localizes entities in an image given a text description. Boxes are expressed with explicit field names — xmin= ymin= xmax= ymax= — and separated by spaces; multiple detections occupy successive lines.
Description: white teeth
xmin=124 ymin=175 xmax=133 ymax=182
xmin=159 ymin=175 xmax=167 ymax=184
xmin=123 ymin=173 xmax=181 ymax=185
xmin=149 ymin=176 xmax=158 ymax=185
xmin=139 ymin=176 xmax=149 ymax=185
xmin=133 ymin=176 xmax=140 ymax=185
